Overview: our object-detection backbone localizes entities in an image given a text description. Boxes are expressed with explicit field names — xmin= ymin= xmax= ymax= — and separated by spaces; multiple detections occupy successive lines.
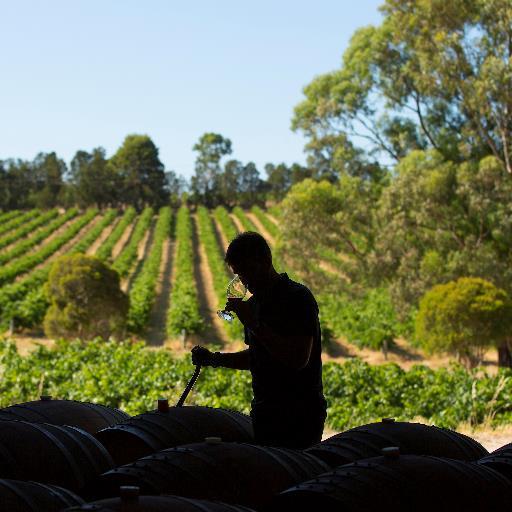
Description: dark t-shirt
xmin=244 ymin=273 xmax=325 ymax=409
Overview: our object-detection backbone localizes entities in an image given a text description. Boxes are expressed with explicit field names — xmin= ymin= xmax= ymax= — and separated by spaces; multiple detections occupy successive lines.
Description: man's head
xmin=225 ymin=231 xmax=273 ymax=295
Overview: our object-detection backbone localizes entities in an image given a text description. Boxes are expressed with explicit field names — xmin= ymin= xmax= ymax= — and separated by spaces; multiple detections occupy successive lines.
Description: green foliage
xmin=0 ymin=338 xmax=510 ymax=429
xmin=374 ymin=153 xmax=512 ymax=315
xmin=196 ymin=206 xmax=244 ymax=340
xmin=112 ymin=207 xmax=154 ymax=277
xmin=0 ymin=210 xmax=21 ymax=225
xmin=232 ymin=206 xmax=257 ymax=231
xmin=166 ymin=206 xmax=203 ymax=336
xmin=279 ymin=178 xmax=377 ymax=291
xmin=0 ymin=210 xmax=69 ymax=266
xmin=44 ymin=254 xmax=128 ymax=341
xmin=416 ymin=278 xmax=512 ymax=368
xmin=0 ymin=210 xmax=118 ymax=330
xmin=70 ymin=148 xmax=116 ymax=209
xmin=127 ymin=207 xmax=172 ymax=332
xmin=96 ymin=207 xmax=137 ymax=262
xmin=0 ymin=209 xmax=59 ymax=252
xmin=191 ymin=133 xmax=233 ymax=208
xmin=108 ymin=134 xmax=169 ymax=209
xmin=213 ymin=206 xmax=239 ymax=242
xmin=293 ymin=0 xmax=512 ymax=175
xmin=0 ymin=210 xmax=38 ymax=238
xmin=251 ymin=206 xmax=279 ymax=239
xmin=324 ymin=359 xmax=512 ymax=430
xmin=319 ymin=288 xmax=400 ymax=350
xmin=0 ymin=209 xmax=87 ymax=286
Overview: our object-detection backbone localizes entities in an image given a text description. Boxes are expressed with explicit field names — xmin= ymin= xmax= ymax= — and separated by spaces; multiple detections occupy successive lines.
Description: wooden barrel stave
xmin=95 ymin=406 xmax=254 ymax=466
xmin=0 ymin=399 xmax=129 ymax=434
xmin=0 ymin=478 xmax=84 ymax=511
xmin=91 ymin=441 xmax=329 ymax=507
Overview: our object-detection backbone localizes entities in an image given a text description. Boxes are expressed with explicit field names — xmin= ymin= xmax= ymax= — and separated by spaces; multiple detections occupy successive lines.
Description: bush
xmin=44 ymin=254 xmax=129 ymax=341
xmin=0 ymin=338 xmax=510 ymax=429
xmin=415 ymin=277 xmax=512 ymax=367
xmin=319 ymin=288 xmax=401 ymax=352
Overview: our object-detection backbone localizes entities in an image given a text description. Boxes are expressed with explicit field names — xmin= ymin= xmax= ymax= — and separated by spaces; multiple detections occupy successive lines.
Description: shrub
xmin=44 ymin=254 xmax=129 ymax=341
xmin=415 ymin=277 xmax=512 ymax=367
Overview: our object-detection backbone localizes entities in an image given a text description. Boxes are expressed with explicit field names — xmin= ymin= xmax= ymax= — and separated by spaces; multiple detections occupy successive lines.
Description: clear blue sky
xmin=1 ymin=1 xmax=383 ymax=179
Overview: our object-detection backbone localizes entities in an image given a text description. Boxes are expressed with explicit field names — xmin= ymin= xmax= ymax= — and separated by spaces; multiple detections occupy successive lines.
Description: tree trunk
xmin=497 ymin=338 xmax=512 ymax=368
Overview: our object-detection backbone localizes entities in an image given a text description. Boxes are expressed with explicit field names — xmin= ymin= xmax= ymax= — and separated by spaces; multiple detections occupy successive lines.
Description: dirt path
xmin=111 ymin=222 xmax=135 ymax=259
xmin=246 ymin=212 xmax=275 ymax=245
xmin=87 ymin=217 xmax=118 ymax=256
xmin=230 ymin=214 xmax=245 ymax=233
xmin=123 ymin=221 xmax=154 ymax=293
xmin=213 ymin=217 xmax=229 ymax=253
xmin=146 ymin=238 xmax=175 ymax=347
xmin=267 ymin=213 xmax=278 ymax=225
xmin=189 ymin=214 xmax=229 ymax=347
xmin=323 ymin=336 xmax=500 ymax=373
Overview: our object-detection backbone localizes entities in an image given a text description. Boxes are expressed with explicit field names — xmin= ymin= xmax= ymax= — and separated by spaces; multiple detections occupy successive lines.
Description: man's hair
xmin=225 ymin=231 xmax=272 ymax=266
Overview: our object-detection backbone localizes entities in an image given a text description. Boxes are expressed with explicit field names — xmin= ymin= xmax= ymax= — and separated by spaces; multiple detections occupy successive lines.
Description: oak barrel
xmin=269 ymin=450 xmax=512 ymax=512
xmin=91 ymin=440 xmax=329 ymax=507
xmin=0 ymin=397 xmax=129 ymax=434
xmin=95 ymin=405 xmax=254 ymax=466
xmin=0 ymin=420 xmax=114 ymax=492
xmin=0 ymin=478 xmax=84 ymax=511
xmin=478 ymin=442 xmax=512 ymax=480
xmin=306 ymin=418 xmax=487 ymax=467
xmin=64 ymin=486 xmax=254 ymax=511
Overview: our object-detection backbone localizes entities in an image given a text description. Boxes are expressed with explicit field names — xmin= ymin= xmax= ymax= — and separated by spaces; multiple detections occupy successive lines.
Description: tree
xmin=108 ymin=134 xmax=169 ymax=209
xmin=415 ymin=278 xmax=512 ymax=368
xmin=219 ymin=159 xmax=243 ymax=208
xmin=44 ymin=254 xmax=129 ymax=341
xmin=292 ymin=0 xmax=512 ymax=174
xmin=70 ymin=148 xmax=116 ymax=208
xmin=371 ymin=152 xmax=512 ymax=312
xmin=265 ymin=163 xmax=313 ymax=202
xmin=29 ymin=152 xmax=67 ymax=208
xmin=278 ymin=178 xmax=380 ymax=291
xmin=165 ymin=170 xmax=188 ymax=208
xmin=238 ymin=161 xmax=264 ymax=208
xmin=191 ymin=133 xmax=232 ymax=207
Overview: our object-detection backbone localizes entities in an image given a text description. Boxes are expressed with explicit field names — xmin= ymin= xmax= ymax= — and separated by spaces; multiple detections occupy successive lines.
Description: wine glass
xmin=217 ymin=275 xmax=247 ymax=322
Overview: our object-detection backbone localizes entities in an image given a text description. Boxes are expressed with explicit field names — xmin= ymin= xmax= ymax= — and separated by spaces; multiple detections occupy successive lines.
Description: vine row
xmin=127 ymin=207 xmax=172 ymax=333
xmin=166 ymin=206 xmax=203 ymax=337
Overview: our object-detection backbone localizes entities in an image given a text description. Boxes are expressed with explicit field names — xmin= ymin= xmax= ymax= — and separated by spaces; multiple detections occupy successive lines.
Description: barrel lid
xmin=205 ymin=436 xmax=222 ymax=444
xmin=382 ymin=446 xmax=400 ymax=459
xmin=120 ymin=485 xmax=139 ymax=502
xmin=381 ymin=417 xmax=395 ymax=424
xmin=40 ymin=395 xmax=52 ymax=401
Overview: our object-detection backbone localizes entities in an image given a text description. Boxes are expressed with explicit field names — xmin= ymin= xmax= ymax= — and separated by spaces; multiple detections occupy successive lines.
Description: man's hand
xmin=191 ymin=345 xmax=215 ymax=366
xmin=225 ymin=298 xmax=257 ymax=327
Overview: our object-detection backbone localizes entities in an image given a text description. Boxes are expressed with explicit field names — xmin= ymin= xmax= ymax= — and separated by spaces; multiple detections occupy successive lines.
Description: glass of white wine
xmin=217 ymin=275 xmax=247 ymax=322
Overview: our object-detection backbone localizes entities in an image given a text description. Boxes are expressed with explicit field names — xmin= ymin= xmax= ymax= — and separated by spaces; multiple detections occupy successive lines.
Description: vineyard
xmin=0 ymin=206 xmax=504 ymax=361
xmin=0 ymin=206 xmax=511 ymax=431
xmin=0 ymin=206 xmax=283 ymax=345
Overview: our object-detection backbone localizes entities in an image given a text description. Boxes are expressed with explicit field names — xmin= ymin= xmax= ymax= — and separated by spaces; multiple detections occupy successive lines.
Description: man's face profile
xmin=230 ymin=258 xmax=268 ymax=295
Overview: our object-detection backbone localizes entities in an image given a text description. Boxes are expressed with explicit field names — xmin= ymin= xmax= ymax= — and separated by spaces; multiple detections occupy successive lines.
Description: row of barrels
xmin=0 ymin=398 xmax=510 ymax=510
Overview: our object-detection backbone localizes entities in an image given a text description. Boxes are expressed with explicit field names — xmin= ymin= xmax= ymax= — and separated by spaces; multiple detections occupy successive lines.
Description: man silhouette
xmin=192 ymin=231 xmax=326 ymax=449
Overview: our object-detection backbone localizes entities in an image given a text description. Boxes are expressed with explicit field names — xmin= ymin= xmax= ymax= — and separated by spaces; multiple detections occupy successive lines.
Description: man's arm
xmin=191 ymin=346 xmax=250 ymax=370
xmin=215 ymin=349 xmax=251 ymax=370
